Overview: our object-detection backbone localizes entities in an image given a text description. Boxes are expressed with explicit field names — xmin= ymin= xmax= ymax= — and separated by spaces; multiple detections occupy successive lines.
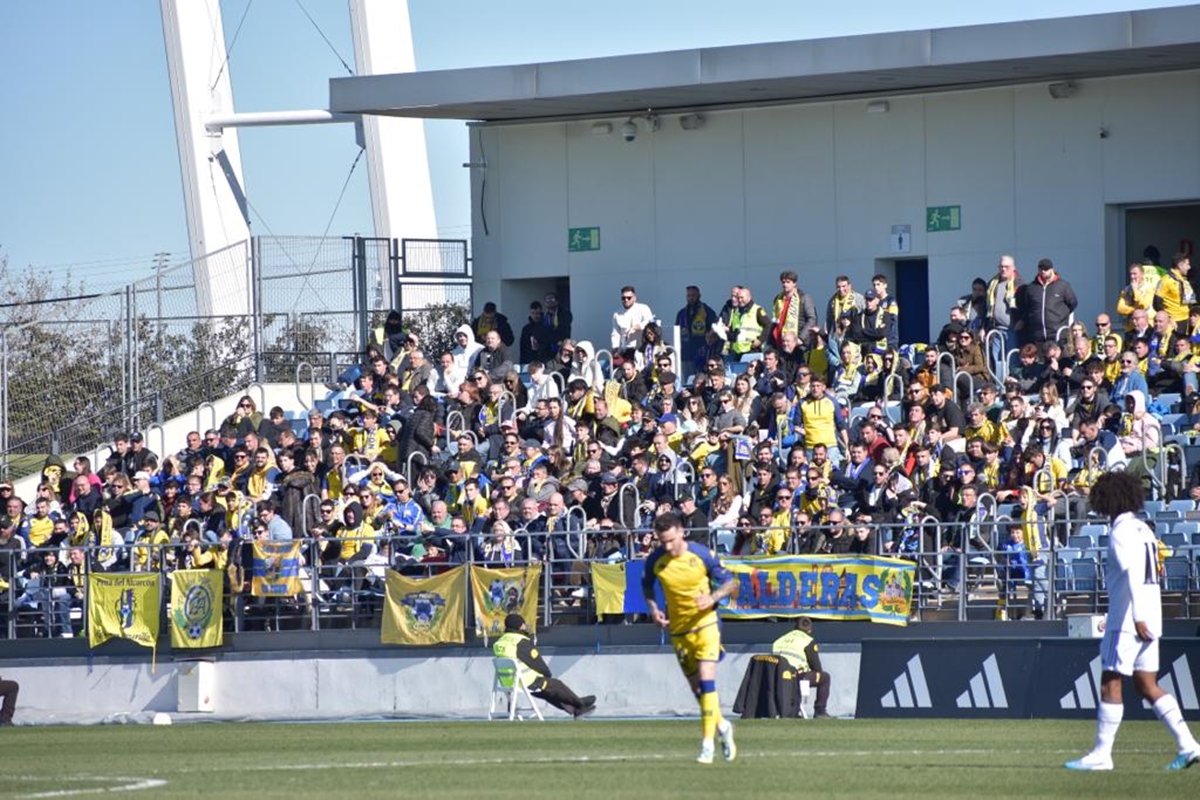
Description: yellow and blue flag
xmin=170 ymin=569 xmax=224 ymax=649
xmin=722 ymin=555 xmax=915 ymax=626
xmin=251 ymin=541 xmax=303 ymax=597
xmin=381 ymin=566 xmax=466 ymax=646
xmin=88 ymin=572 xmax=161 ymax=656
xmin=470 ymin=564 xmax=541 ymax=638
xmin=591 ymin=561 xmax=664 ymax=618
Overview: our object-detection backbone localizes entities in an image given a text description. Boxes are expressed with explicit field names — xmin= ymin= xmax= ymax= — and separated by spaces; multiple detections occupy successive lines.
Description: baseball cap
xmin=864 ymin=289 xmax=879 ymax=301
xmin=657 ymin=413 xmax=679 ymax=426
xmin=142 ymin=510 xmax=160 ymax=522
xmin=600 ymin=472 xmax=621 ymax=485
xmin=133 ymin=471 xmax=151 ymax=482
xmin=130 ymin=432 xmax=144 ymax=443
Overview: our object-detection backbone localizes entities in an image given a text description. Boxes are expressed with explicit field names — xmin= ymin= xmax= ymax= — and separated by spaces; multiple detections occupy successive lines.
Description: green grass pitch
xmin=1 ymin=718 xmax=1197 ymax=798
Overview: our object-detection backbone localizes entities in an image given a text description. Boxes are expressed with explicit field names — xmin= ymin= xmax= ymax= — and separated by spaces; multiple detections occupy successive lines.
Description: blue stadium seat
xmin=1161 ymin=532 xmax=1188 ymax=550
xmin=1172 ymin=521 xmax=1200 ymax=544
xmin=1067 ymin=535 xmax=1094 ymax=551
xmin=1168 ymin=499 xmax=1196 ymax=516
xmin=1163 ymin=557 xmax=1191 ymax=592
xmin=1155 ymin=521 xmax=1175 ymax=540
xmin=1071 ymin=558 xmax=1100 ymax=593
xmin=1143 ymin=499 xmax=1165 ymax=518
xmin=1076 ymin=524 xmax=1106 ymax=546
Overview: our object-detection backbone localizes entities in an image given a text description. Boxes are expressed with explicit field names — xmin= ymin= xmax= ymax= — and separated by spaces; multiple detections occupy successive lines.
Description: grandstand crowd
xmin=2 ymin=250 xmax=1200 ymax=633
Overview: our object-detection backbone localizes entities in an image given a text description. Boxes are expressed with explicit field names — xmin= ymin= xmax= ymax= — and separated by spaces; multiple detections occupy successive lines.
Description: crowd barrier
xmin=4 ymin=513 xmax=1198 ymax=644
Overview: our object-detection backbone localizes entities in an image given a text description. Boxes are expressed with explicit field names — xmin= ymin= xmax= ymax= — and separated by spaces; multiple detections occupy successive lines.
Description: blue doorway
xmin=894 ymin=259 xmax=930 ymax=344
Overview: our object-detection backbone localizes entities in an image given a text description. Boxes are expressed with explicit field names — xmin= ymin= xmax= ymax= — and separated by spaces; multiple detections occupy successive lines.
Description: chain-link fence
xmin=1 ymin=235 xmax=471 ymax=481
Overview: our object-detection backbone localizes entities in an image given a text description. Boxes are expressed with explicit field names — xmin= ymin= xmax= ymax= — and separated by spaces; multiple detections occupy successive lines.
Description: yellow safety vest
xmin=771 ymin=629 xmax=813 ymax=672
xmin=730 ymin=303 xmax=765 ymax=355
xmin=493 ymin=632 xmax=544 ymax=688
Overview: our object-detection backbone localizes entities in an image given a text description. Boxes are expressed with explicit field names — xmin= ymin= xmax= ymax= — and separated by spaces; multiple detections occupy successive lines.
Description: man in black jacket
xmin=1016 ymin=258 xmax=1078 ymax=345
xmin=472 ymin=302 xmax=515 ymax=347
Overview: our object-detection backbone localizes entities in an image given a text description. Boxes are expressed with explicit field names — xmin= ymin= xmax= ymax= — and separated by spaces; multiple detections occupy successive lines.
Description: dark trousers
xmin=798 ymin=671 xmax=831 ymax=714
xmin=0 ymin=678 xmax=18 ymax=725
xmin=533 ymin=677 xmax=587 ymax=713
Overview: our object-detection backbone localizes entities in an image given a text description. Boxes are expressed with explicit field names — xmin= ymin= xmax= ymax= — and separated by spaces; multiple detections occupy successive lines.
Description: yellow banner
xmin=251 ymin=541 xmax=303 ymax=597
xmin=470 ymin=564 xmax=542 ymax=638
xmin=382 ymin=566 xmax=466 ymax=645
xmin=722 ymin=555 xmax=915 ymax=626
xmin=88 ymin=573 xmax=161 ymax=653
xmin=591 ymin=562 xmax=627 ymax=618
xmin=170 ymin=569 xmax=224 ymax=649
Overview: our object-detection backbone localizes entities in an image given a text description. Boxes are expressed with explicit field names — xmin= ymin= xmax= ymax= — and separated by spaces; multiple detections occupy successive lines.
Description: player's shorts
xmin=671 ymin=623 xmax=722 ymax=676
xmin=1100 ymin=627 xmax=1159 ymax=676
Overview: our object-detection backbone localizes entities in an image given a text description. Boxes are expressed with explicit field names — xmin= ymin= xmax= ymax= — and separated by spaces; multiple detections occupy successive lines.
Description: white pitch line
xmin=153 ymin=748 xmax=1012 ymax=774
xmin=10 ymin=776 xmax=168 ymax=799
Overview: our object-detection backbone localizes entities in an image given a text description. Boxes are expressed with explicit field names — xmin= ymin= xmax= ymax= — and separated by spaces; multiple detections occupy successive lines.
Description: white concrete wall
xmin=1 ymin=648 xmax=859 ymax=724
xmin=12 ymin=383 xmax=309 ymax=500
xmin=470 ymin=69 xmax=1200 ymax=347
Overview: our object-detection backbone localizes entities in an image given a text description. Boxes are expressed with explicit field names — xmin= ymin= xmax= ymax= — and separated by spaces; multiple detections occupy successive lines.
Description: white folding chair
xmin=488 ymin=657 xmax=544 ymax=721
xmin=797 ymin=678 xmax=812 ymax=719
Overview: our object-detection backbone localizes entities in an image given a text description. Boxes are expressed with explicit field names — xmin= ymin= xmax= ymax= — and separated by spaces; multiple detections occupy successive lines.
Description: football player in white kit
xmin=1066 ymin=471 xmax=1200 ymax=772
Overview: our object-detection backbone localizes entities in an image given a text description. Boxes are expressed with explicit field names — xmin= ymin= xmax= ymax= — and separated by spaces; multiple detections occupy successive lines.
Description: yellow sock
xmin=700 ymin=690 xmax=720 ymax=740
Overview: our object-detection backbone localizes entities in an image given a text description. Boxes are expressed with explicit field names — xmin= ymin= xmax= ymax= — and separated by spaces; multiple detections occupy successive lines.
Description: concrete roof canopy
xmin=330 ymin=5 xmax=1200 ymax=123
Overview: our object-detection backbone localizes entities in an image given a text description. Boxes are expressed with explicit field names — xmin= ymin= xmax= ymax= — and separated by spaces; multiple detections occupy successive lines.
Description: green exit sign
xmin=926 ymin=206 xmax=961 ymax=232
xmin=568 ymin=227 xmax=600 ymax=252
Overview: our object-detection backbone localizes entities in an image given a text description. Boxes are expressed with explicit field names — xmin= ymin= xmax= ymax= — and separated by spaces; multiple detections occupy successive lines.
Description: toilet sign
xmin=890 ymin=224 xmax=912 ymax=254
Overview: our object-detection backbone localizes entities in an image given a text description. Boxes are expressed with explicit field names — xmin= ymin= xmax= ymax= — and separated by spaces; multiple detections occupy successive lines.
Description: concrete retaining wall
xmin=1 ymin=646 xmax=860 ymax=724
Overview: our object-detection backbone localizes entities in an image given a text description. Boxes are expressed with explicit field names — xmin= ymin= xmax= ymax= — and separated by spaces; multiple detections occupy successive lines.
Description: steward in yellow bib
xmin=770 ymin=617 xmax=832 ymax=718
xmin=492 ymin=614 xmax=596 ymax=717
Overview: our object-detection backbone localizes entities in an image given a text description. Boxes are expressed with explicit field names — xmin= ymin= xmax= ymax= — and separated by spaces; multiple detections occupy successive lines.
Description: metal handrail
xmin=617 ymin=482 xmax=641 ymax=528
xmin=954 ymin=370 xmax=975 ymax=404
xmin=300 ymin=493 xmax=323 ymax=538
xmin=294 ymin=361 xmax=316 ymax=411
xmin=445 ymin=410 xmax=466 ymax=450
xmin=935 ymin=351 xmax=957 ymax=386
xmin=549 ymin=371 xmax=566 ymax=396
xmin=144 ymin=423 xmax=166 ymax=464
xmin=982 ymin=329 xmax=1006 ymax=385
xmin=406 ymin=451 xmax=429 ymax=484
xmin=882 ymin=373 xmax=904 ymax=421
xmin=196 ymin=402 xmax=218 ymax=436
xmin=594 ymin=349 xmax=614 ymax=382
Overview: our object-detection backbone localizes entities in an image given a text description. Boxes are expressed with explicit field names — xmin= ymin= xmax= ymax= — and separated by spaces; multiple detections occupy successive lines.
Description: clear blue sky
xmin=0 ymin=1 xmax=1189 ymax=291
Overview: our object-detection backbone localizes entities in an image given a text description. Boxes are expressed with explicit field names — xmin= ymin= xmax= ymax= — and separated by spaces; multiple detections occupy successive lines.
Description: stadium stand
xmin=4 ymin=254 xmax=1200 ymax=640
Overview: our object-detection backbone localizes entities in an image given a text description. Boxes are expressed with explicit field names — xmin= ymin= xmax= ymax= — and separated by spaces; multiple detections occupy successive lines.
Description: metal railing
xmin=5 ymin=518 xmax=1196 ymax=640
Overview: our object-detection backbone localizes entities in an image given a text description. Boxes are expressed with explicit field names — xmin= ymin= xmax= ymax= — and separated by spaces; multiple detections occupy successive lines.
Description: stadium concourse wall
xmin=7 ymin=620 xmax=1200 ymax=724
xmin=9 ymin=383 xmax=305 ymax=500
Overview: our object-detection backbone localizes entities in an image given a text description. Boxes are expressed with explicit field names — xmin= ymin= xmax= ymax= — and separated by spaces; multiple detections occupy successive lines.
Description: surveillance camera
xmin=621 ymin=120 xmax=637 ymax=142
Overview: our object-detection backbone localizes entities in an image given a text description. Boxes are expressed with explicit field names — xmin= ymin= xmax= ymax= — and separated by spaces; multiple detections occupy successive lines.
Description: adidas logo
xmin=955 ymin=654 xmax=1008 ymax=709
xmin=1142 ymin=656 xmax=1199 ymax=711
xmin=880 ymin=654 xmax=932 ymax=709
xmin=1061 ymin=655 xmax=1200 ymax=711
xmin=1060 ymin=656 xmax=1104 ymax=710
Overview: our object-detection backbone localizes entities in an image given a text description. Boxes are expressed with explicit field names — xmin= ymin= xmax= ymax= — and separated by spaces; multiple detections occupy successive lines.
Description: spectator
xmin=541 ymin=292 xmax=573 ymax=355
xmin=451 ymin=323 xmax=483 ymax=374
xmin=1016 ymin=258 xmax=1077 ymax=345
xmin=519 ymin=302 xmax=552 ymax=365
xmin=771 ymin=270 xmax=819 ymax=350
xmin=1117 ymin=261 xmax=1157 ymax=331
xmin=611 ymin=285 xmax=655 ymax=354
xmin=476 ymin=330 xmax=514 ymax=382
xmin=1154 ymin=252 xmax=1195 ymax=330
xmin=676 ymin=285 xmax=717 ymax=366
xmin=472 ymin=301 xmax=514 ymax=347
xmin=825 ymin=275 xmax=865 ymax=333
xmin=714 ymin=286 xmax=768 ymax=360
xmin=984 ymin=256 xmax=1022 ymax=376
